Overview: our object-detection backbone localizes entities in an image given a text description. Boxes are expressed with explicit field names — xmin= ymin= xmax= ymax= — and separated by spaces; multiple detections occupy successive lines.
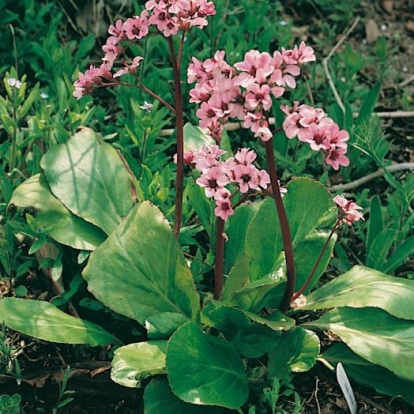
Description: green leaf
xmin=183 ymin=123 xmax=215 ymax=151
xmin=355 ymin=83 xmax=381 ymax=126
xmin=166 ymin=322 xmax=249 ymax=409
xmin=41 ymin=127 xmax=134 ymax=235
xmin=322 ymin=343 xmax=414 ymax=407
xmin=111 ymin=341 xmax=167 ymax=388
xmin=224 ymin=178 xmax=337 ymax=311
xmin=301 ymin=266 xmax=414 ymax=320
xmin=224 ymin=202 xmax=261 ymax=275
xmin=187 ymin=180 xmax=214 ymax=237
xmin=201 ymin=302 xmax=293 ymax=358
xmin=0 ymin=298 xmax=120 ymax=346
xmin=366 ymin=195 xmax=383 ymax=254
xmin=366 ymin=228 xmax=395 ymax=270
xmin=9 ymin=174 xmax=106 ymax=250
xmin=144 ymin=379 xmax=226 ymax=414
xmin=83 ymin=202 xmax=200 ymax=325
xmin=268 ymin=327 xmax=320 ymax=380
xmin=384 ymin=236 xmax=414 ymax=273
xmin=304 ymin=307 xmax=414 ymax=381
xmin=146 ymin=312 xmax=189 ymax=340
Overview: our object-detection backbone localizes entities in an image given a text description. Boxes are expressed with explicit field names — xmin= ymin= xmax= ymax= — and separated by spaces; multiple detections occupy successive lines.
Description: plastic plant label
xmin=336 ymin=362 xmax=357 ymax=414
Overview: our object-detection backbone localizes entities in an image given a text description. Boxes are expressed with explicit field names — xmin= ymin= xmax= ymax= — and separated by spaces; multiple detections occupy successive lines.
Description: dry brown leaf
xmin=406 ymin=21 xmax=414 ymax=32
xmin=365 ymin=19 xmax=381 ymax=43
xmin=381 ymin=0 xmax=394 ymax=13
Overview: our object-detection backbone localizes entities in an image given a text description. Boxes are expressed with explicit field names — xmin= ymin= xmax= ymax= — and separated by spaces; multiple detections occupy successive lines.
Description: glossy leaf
xmin=304 ymin=307 xmax=414 ymax=381
xmin=166 ymin=322 xmax=249 ymax=409
xmin=322 ymin=343 xmax=414 ymax=407
xmin=301 ymin=266 xmax=414 ymax=320
xmin=268 ymin=327 xmax=320 ymax=380
xmin=0 ymin=298 xmax=120 ymax=346
xmin=41 ymin=127 xmax=134 ymax=235
xmin=111 ymin=341 xmax=167 ymax=388
xmin=224 ymin=178 xmax=337 ymax=311
xmin=201 ymin=302 xmax=293 ymax=358
xmin=146 ymin=312 xmax=189 ymax=340
xmin=83 ymin=202 xmax=200 ymax=325
xmin=144 ymin=379 xmax=227 ymax=414
xmin=9 ymin=174 xmax=106 ymax=250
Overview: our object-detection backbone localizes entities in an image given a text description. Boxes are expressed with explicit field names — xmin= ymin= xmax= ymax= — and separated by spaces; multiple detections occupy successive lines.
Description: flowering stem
xmin=264 ymin=139 xmax=295 ymax=312
xmin=291 ymin=218 xmax=341 ymax=302
xmin=136 ymin=81 xmax=176 ymax=114
xmin=214 ymin=217 xmax=226 ymax=300
xmin=167 ymin=37 xmax=185 ymax=237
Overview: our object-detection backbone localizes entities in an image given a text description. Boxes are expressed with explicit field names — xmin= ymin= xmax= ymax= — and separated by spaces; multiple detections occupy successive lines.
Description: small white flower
xmin=7 ymin=78 xmax=22 ymax=89
xmin=140 ymin=101 xmax=153 ymax=111
xmin=40 ymin=92 xmax=49 ymax=99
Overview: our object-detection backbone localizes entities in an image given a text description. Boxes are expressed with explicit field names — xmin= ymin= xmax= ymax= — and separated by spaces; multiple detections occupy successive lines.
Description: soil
xmin=2 ymin=1 xmax=414 ymax=413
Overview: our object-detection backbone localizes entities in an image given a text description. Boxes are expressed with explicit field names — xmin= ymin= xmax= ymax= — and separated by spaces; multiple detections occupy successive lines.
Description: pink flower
xmin=113 ymin=56 xmax=143 ymax=78
xmin=233 ymin=164 xmax=260 ymax=193
xmin=333 ymin=195 xmax=364 ymax=225
xmin=234 ymin=148 xmax=257 ymax=165
xmin=244 ymin=83 xmax=272 ymax=111
xmin=215 ymin=196 xmax=234 ymax=221
xmin=193 ymin=145 xmax=226 ymax=172
xmin=324 ymin=147 xmax=350 ymax=170
xmin=196 ymin=165 xmax=229 ymax=198
xmin=73 ymin=64 xmax=113 ymax=99
xmin=234 ymin=50 xmax=274 ymax=86
xmin=123 ymin=11 xmax=150 ymax=40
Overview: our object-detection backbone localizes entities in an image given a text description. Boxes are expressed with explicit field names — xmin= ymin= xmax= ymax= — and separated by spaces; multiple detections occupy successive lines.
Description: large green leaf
xmin=9 ymin=174 xmax=106 ymax=250
xmin=304 ymin=307 xmax=414 ymax=381
xmin=144 ymin=379 xmax=228 ymax=414
xmin=322 ymin=343 xmax=414 ymax=407
xmin=0 ymin=298 xmax=120 ymax=346
xmin=224 ymin=178 xmax=337 ymax=311
xmin=202 ymin=302 xmax=294 ymax=358
xmin=41 ymin=127 xmax=134 ymax=235
xmin=83 ymin=202 xmax=200 ymax=325
xmin=166 ymin=322 xmax=249 ymax=409
xmin=300 ymin=266 xmax=414 ymax=320
xmin=111 ymin=341 xmax=167 ymax=388
xmin=268 ymin=327 xmax=320 ymax=380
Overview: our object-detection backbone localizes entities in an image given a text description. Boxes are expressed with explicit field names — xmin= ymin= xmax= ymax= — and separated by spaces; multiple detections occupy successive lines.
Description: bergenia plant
xmin=3 ymin=0 xmax=414 ymax=412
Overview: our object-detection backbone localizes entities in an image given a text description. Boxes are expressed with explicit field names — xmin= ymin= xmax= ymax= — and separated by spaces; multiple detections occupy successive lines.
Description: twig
xmin=329 ymin=162 xmax=414 ymax=192
xmin=314 ymin=377 xmax=322 ymax=414
xmin=322 ymin=17 xmax=361 ymax=114
xmin=399 ymin=74 xmax=414 ymax=87
xmin=367 ymin=110 xmax=414 ymax=118
xmin=355 ymin=392 xmax=395 ymax=414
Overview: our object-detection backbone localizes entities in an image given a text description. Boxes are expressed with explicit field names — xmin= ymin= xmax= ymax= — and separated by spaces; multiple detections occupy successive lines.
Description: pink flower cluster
xmin=281 ymin=102 xmax=350 ymax=170
xmin=181 ymin=146 xmax=272 ymax=220
xmin=333 ymin=195 xmax=364 ymax=225
xmin=188 ymin=42 xmax=315 ymax=141
xmin=74 ymin=0 xmax=216 ymax=98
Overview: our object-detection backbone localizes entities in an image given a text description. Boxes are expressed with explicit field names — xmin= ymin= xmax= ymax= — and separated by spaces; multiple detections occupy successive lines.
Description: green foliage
xmin=0 ymin=298 xmax=121 ymax=346
xmin=0 ymin=0 xmax=413 ymax=411
xmin=83 ymin=201 xmax=201 ymax=325
xmin=40 ymin=128 xmax=134 ymax=235
xmin=0 ymin=394 xmax=21 ymax=414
